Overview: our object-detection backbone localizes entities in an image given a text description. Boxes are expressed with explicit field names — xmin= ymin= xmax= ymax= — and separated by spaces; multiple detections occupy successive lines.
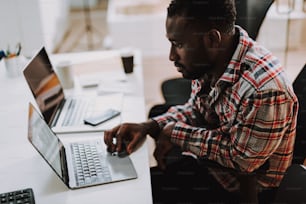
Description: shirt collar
xmin=217 ymin=26 xmax=253 ymax=85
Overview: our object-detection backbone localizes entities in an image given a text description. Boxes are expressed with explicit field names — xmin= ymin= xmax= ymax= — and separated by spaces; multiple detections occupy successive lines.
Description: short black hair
xmin=167 ymin=0 xmax=236 ymax=33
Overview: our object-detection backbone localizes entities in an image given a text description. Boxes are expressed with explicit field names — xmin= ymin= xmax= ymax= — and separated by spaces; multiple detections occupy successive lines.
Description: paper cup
xmin=120 ymin=49 xmax=134 ymax=74
xmin=56 ymin=61 xmax=74 ymax=89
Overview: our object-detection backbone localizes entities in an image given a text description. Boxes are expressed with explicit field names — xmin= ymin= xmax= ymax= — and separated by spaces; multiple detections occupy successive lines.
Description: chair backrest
xmin=292 ymin=64 xmax=306 ymax=164
xmin=161 ymin=78 xmax=192 ymax=105
xmin=235 ymin=0 xmax=274 ymax=40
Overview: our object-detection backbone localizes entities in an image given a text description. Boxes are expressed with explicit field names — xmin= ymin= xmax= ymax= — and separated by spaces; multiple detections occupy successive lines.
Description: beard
xmin=174 ymin=61 xmax=212 ymax=80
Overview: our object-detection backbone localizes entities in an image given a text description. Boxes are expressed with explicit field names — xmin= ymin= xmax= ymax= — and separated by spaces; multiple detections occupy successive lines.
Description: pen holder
xmin=4 ymin=56 xmax=24 ymax=78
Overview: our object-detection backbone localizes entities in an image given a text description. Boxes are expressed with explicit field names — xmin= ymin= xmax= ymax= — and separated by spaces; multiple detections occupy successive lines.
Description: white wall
xmin=0 ymin=0 xmax=70 ymax=57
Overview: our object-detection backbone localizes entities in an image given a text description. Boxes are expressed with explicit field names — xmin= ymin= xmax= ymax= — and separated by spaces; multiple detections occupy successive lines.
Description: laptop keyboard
xmin=62 ymin=98 xmax=88 ymax=126
xmin=71 ymin=141 xmax=112 ymax=186
xmin=0 ymin=188 xmax=35 ymax=204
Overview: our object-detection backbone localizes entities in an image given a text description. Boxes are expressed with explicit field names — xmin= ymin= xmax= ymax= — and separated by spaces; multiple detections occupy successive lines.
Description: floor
xmin=56 ymin=1 xmax=306 ymax=167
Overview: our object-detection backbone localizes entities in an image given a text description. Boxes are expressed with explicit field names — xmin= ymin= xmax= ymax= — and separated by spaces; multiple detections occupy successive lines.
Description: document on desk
xmin=72 ymin=57 xmax=127 ymax=88
xmin=97 ymin=80 xmax=135 ymax=95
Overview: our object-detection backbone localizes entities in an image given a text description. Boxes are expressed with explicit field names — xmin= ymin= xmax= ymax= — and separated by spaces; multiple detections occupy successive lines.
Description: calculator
xmin=0 ymin=188 xmax=35 ymax=204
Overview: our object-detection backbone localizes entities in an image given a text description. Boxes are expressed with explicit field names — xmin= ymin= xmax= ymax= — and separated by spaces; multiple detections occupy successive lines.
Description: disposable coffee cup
xmin=56 ymin=61 xmax=74 ymax=89
xmin=120 ymin=49 xmax=134 ymax=74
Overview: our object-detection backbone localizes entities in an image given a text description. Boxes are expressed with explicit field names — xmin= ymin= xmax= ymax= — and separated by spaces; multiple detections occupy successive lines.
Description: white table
xmin=0 ymin=50 xmax=153 ymax=204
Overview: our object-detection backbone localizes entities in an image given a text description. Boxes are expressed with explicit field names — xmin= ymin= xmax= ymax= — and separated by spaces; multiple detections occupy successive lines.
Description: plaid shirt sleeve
xmin=152 ymin=100 xmax=195 ymax=129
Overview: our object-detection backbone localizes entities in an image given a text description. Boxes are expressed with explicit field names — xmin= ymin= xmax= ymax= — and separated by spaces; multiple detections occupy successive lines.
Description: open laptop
xmin=23 ymin=46 xmax=123 ymax=134
xmin=28 ymin=102 xmax=137 ymax=189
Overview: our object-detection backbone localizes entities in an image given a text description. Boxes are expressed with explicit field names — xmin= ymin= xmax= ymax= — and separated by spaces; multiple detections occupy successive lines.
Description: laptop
xmin=23 ymin=46 xmax=123 ymax=134
xmin=28 ymin=102 xmax=137 ymax=189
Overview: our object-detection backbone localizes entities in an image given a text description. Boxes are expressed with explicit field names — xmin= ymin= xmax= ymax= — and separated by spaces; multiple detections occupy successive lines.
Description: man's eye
xmin=172 ymin=42 xmax=183 ymax=48
xmin=176 ymin=43 xmax=183 ymax=48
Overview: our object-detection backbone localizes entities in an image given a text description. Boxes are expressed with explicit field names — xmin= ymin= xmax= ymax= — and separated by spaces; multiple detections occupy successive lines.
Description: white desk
xmin=0 ymin=50 xmax=153 ymax=204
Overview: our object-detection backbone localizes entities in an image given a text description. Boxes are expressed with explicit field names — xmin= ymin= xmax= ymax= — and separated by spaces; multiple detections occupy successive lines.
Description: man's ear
xmin=202 ymin=29 xmax=221 ymax=48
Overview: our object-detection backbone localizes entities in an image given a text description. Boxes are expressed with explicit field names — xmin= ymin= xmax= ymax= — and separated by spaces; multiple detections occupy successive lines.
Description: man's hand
xmin=104 ymin=123 xmax=148 ymax=154
xmin=153 ymin=122 xmax=176 ymax=170
xmin=104 ymin=119 xmax=161 ymax=155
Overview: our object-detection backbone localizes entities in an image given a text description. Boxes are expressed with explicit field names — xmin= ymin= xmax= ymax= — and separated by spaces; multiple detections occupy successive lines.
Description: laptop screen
xmin=23 ymin=47 xmax=64 ymax=125
xmin=28 ymin=103 xmax=64 ymax=180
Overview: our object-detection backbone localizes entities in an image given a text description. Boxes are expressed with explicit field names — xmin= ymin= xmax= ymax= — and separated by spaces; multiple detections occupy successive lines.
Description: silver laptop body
xmin=28 ymin=103 xmax=137 ymax=189
xmin=23 ymin=46 xmax=123 ymax=134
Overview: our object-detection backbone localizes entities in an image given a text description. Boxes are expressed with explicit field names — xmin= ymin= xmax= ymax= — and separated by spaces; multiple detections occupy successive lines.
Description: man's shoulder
xmin=239 ymin=46 xmax=287 ymax=91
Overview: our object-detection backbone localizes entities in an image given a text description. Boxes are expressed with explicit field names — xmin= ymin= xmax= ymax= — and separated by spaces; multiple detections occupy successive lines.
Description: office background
xmin=1 ymin=0 xmax=306 ymax=167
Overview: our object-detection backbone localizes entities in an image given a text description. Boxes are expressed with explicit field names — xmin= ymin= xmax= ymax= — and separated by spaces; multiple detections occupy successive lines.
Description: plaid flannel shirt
xmin=152 ymin=26 xmax=298 ymax=191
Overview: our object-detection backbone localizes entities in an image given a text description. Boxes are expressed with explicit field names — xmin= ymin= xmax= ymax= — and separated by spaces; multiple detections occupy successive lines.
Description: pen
xmin=0 ymin=50 xmax=6 ymax=60
xmin=0 ymin=43 xmax=22 ymax=61
xmin=16 ymin=43 xmax=21 ymax=56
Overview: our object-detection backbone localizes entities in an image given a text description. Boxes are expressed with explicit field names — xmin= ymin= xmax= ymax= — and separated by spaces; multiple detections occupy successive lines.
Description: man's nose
xmin=169 ymin=46 xmax=178 ymax=62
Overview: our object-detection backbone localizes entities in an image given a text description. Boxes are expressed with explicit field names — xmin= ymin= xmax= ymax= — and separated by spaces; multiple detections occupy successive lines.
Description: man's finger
xmin=127 ymin=139 xmax=137 ymax=154
xmin=104 ymin=126 xmax=120 ymax=152
xmin=116 ymin=130 xmax=122 ymax=152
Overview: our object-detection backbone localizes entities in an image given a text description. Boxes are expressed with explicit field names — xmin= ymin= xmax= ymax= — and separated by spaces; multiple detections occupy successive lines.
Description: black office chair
xmin=148 ymin=78 xmax=192 ymax=118
xmin=161 ymin=78 xmax=192 ymax=105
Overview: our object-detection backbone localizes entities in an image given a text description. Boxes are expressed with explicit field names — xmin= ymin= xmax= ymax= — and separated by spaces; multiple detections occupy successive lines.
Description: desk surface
xmin=0 ymin=50 xmax=153 ymax=204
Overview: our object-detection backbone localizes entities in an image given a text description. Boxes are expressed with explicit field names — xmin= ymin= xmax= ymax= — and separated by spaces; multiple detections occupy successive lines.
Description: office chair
xmin=148 ymin=78 xmax=192 ymax=118
xmin=161 ymin=78 xmax=192 ymax=105
xmin=148 ymin=0 xmax=275 ymax=118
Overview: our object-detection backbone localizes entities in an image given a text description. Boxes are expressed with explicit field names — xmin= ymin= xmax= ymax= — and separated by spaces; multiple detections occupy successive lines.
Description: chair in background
xmin=148 ymin=0 xmax=275 ymax=118
xmin=161 ymin=78 xmax=192 ymax=105
xmin=148 ymin=78 xmax=192 ymax=118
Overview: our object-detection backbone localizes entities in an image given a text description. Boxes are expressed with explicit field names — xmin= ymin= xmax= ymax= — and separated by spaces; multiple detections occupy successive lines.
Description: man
xmin=104 ymin=0 xmax=298 ymax=203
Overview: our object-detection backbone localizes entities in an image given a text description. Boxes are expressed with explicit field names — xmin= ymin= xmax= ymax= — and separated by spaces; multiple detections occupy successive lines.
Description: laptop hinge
xmin=50 ymin=99 xmax=66 ymax=128
xmin=60 ymin=145 xmax=69 ymax=185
